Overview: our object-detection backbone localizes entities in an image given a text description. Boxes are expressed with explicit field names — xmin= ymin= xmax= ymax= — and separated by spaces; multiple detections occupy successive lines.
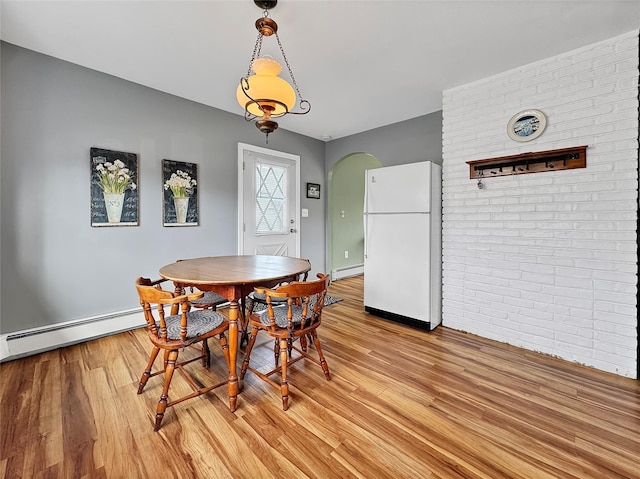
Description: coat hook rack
xmin=466 ymin=145 xmax=587 ymax=179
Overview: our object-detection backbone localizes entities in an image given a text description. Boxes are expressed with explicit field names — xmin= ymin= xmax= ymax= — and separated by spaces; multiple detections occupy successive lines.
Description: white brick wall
xmin=442 ymin=30 xmax=639 ymax=378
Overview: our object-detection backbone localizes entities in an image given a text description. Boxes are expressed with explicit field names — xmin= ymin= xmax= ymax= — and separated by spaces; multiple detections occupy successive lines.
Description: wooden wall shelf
xmin=466 ymin=146 xmax=587 ymax=179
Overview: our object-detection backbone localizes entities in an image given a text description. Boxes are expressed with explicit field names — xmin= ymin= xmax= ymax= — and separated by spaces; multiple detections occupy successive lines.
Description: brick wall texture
xmin=442 ymin=30 xmax=639 ymax=377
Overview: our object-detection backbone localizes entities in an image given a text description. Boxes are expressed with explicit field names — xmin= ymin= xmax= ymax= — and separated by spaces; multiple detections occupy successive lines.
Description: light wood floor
xmin=1 ymin=275 xmax=639 ymax=478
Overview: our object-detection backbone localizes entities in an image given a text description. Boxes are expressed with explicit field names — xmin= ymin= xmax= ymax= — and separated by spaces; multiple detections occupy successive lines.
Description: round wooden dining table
xmin=159 ymin=255 xmax=311 ymax=411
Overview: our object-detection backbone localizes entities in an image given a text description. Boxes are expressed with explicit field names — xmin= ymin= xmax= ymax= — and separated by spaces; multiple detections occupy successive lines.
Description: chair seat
xmin=256 ymin=305 xmax=306 ymax=328
xmin=190 ymin=291 xmax=227 ymax=307
xmin=159 ymin=309 xmax=225 ymax=340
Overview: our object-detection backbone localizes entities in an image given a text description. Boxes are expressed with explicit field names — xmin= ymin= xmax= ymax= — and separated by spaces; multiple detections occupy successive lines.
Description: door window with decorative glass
xmin=255 ymin=161 xmax=288 ymax=234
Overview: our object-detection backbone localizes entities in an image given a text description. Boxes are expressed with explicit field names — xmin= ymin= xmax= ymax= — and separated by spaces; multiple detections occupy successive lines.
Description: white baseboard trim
xmin=331 ymin=264 xmax=364 ymax=281
xmin=0 ymin=308 xmax=147 ymax=363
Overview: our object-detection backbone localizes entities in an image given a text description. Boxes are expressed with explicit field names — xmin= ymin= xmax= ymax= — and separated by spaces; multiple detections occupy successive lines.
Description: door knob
xmin=290 ymin=228 xmax=297 ymax=233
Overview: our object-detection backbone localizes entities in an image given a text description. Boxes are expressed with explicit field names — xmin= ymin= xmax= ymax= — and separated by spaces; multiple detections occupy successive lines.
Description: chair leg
xmin=217 ymin=333 xmax=230 ymax=368
xmin=155 ymin=349 xmax=179 ymax=432
xmin=240 ymin=326 xmax=259 ymax=380
xmin=279 ymin=338 xmax=290 ymax=411
xmin=276 ymin=338 xmax=297 ymax=368
xmin=310 ymin=331 xmax=331 ymax=380
xmin=138 ymin=346 xmax=161 ymax=394
xmin=202 ymin=339 xmax=211 ymax=368
xmin=274 ymin=338 xmax=280 ymax=367
xmin=288 ymin=337 xmax=295 ymax=355
xmin=163 ymin=349 xmax=170 ymax=370
xmin=240 ymin=298 xmax=253 ymax=347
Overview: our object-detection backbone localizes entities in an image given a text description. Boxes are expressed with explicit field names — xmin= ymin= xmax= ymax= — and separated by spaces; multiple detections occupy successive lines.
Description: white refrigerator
xmin=363 ymin=161 xmax=442 ymax=330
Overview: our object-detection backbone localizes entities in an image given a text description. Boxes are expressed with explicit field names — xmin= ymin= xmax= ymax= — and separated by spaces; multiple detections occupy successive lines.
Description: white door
xmin=237 ymin=143 xmax=300 ymax=256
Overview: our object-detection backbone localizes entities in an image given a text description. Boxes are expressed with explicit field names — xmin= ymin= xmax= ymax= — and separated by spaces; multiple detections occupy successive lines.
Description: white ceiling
xmin=2 ymin=1 xmax=639 ymax=141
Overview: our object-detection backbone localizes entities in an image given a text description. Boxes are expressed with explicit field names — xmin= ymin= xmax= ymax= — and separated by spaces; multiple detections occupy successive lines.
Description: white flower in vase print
xmin=164 ymin=170 xmax=196 ymax=198
xmin=95 ymin=159 xmax=137 ymax=194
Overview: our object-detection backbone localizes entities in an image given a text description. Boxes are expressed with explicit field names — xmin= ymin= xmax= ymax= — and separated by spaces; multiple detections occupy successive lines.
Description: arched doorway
xmin=327 ymin=153 xmax=382 ymax=280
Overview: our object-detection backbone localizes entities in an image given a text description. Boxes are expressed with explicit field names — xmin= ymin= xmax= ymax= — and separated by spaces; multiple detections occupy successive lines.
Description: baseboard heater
xmin=1 ymin=307 xmax=146 ymax=362
xmin=332 ymin=264 xmax=364 ymax=281
xmin=364 ymin=306 xmax=432 ymax=331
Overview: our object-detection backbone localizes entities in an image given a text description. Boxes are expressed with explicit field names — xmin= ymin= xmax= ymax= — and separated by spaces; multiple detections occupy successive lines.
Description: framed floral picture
xmin=162 ymin=160 xmax=199 ymax=226
xmin=90 ymin=147 xmax=139 ymax=227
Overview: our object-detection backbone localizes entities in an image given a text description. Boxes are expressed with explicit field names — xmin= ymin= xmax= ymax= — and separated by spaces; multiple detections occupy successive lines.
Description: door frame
xmin=237 ymin=142 xmax=301 ymax=256
xmin=327 ymin=153 xmax=382 ymax=280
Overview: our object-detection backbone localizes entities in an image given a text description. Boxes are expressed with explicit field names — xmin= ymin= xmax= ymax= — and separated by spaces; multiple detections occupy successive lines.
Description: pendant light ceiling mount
xmin=254 ymin=0 xmax=278 ymax=36
xmin=237 ymin=0 xmax=311 ymax=143
xmin=254 ymin=0 xmax=277 ymax=9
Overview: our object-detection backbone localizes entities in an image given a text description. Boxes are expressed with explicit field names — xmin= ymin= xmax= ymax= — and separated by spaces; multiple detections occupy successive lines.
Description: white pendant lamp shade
xmin=237 ymin=1 xmax=310 ymax=142
xmin=237 ymin=57 xmax=296 ymax=117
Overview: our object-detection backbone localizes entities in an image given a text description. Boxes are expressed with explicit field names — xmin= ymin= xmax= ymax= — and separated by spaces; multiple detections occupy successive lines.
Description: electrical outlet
xmin=344 ymin=250 xmax=349 ymax=259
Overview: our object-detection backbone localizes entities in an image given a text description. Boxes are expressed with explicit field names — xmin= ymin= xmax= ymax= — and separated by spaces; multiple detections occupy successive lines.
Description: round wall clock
xmin=507 ymin=109 xmax=547 ymax=142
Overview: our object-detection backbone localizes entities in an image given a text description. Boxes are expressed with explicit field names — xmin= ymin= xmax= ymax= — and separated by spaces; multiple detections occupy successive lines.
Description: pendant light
xmin=236 ymin=0 xmax=310 ymax=142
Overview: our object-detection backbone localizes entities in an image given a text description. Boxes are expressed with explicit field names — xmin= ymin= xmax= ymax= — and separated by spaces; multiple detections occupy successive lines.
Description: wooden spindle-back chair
xmin=135 ymin=277 xmax=230 ymax=431
xmin=240 ymin=273 xmax=331 ymax=410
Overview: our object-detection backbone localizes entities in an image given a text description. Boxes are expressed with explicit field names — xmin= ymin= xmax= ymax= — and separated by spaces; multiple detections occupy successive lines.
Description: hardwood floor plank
xmin=22 ymin=357 xmax=64 ymax=477
xmin=183 ymin=400 xmax=274 ymax=478
xmin=230 ymin=411 xmax=314 ymax=478
xmin=0 ymin=355 xmax=38 ymax=468
xmin=2 ymin=275 xmax=639 ymax=478
xmin=86 ymin=366 xmax=144 ymax=479
xmin=61 ymin=359 xmax=103 ymax=478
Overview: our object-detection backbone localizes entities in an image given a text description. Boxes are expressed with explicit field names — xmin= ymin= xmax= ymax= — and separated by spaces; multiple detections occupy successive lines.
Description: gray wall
xmin=0 ymin=42 xmax=326 ymax=333
xmin=325 ymin=112 xmax=443 ymax=172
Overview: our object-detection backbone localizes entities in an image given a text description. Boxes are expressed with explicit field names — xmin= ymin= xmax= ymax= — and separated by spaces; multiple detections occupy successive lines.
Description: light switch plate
xmin=301 ymin=208 xmax=309 ymax=217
